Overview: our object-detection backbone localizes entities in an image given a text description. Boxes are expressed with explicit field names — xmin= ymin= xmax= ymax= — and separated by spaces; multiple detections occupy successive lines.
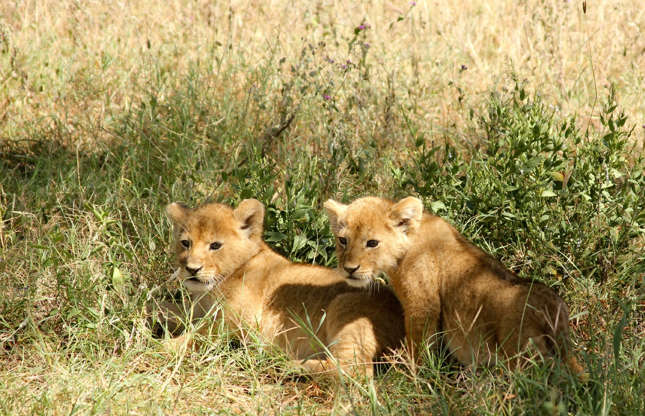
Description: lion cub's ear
xmin=323 ymin=199 xmax=348 ymax=234
xmin=234 ymin=199 xmax=265 ymax=239
xmin=388 ymin=197 xmax=423 ymax=234
xmin=166 ymin=202 xmax=190 ymax=224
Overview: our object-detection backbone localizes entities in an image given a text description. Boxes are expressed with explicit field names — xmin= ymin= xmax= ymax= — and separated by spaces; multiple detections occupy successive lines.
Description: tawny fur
xmin=155 ymin=199 xmax=405 ymax=377
xmin=324 ymin=196 xmax=582 ymax=371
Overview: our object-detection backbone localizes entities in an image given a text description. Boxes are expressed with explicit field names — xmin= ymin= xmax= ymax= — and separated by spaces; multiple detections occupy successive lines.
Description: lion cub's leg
xmin=293 ymin=344 xmax=374 ymax=378
xmin=403 ymin=300 xmax=441 ymax=363
xmin=298 ymin=294 xmax=381 ymax=378
xmin=152 ymin=293 xmax=214 ymax=332
xmin=162 ymin=323 xmax=214 ymax=354
xmin=321 ymin=323 xmax=377 ymax=379
xmin=149 ymin=299 xmax=190 ymax=337
xmin=151 ymin=292 xmax=218 ymax=353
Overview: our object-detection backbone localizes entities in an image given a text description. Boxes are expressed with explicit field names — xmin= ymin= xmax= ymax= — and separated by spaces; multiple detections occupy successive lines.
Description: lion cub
xmin=156 ymin=199 xmax=404 ymax=376
xmin=324 ymin=196 xmax=580 ymax=371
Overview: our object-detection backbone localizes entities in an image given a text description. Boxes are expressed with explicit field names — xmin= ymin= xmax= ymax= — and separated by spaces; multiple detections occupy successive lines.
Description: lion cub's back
xmin=265 ymin=262 xmax=367 ymax=316
xmin=267 ymin=263 xmax=405 ymax=353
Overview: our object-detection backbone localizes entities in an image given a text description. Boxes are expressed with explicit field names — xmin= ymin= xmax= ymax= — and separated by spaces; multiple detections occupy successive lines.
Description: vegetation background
xmin=0 ymin=0 xmax=643 ymax=414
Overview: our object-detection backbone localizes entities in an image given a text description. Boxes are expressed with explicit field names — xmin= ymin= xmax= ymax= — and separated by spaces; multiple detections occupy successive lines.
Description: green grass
xmin=1 ymin=21 xmax=644 ymax=416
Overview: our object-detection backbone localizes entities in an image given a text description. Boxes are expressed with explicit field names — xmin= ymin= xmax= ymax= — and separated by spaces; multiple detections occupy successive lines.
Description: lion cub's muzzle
xmin=182 ymin=277 xmax=215 ymax=293
xmin=341 ymin=264 xmax=373 ymax=288
xmin=176 ymin=266 xmax=222 ymax=293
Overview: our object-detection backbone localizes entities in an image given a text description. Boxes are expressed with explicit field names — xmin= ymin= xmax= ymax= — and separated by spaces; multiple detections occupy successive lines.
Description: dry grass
xmin=1 ymin=0 xmax=644 ymax=145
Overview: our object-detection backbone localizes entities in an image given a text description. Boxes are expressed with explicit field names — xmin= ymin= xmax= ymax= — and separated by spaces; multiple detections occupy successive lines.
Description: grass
xmin=1 ymin=0 xmax=644 ymax=414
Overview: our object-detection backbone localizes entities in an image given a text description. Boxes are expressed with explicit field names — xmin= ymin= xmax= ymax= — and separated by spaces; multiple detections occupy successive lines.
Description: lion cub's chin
xmin=344 ymin=274 xmax=373 ymax=288
xmin=182 ymin=276 xmax=219 ymax=293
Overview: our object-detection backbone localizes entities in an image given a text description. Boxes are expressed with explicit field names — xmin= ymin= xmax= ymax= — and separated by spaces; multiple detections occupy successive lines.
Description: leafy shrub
xmin=399 ymin=85 xmax=644 ymax=286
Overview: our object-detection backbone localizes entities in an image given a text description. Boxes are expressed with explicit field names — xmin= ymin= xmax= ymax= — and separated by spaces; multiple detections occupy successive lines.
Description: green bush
xmin=399 ymin=85 xmax=644 ymax=288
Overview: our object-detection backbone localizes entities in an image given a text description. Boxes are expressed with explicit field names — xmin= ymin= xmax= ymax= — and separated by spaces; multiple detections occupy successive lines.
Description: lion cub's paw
xmin=161 ymin=334 xmax=195 ymax=354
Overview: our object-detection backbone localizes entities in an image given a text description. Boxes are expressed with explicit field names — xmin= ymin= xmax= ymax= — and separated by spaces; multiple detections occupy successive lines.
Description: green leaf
xmin=291 ymin=234 xmax=308 ymax=253
xmin=430 ymin=200 xmax=447 ymax=213
xmin=613 ymin=302 xmax=632 ymax=370
xmin=112 ymin=267 xmax=130 ymax=293
xmin=550 ymin=171 xmax=565 ymax=182
xmin=540 ymin=190 xmax=557 ymax=197
xmin=264 ymin=231 xmax=288 ymax=242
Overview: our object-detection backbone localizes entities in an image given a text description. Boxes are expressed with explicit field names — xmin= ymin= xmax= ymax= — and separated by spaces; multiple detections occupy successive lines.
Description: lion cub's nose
xmin=185 ymin=265 xmax=202 ymax=276
xmin=343 ymin=265 xmax=360 ymax=275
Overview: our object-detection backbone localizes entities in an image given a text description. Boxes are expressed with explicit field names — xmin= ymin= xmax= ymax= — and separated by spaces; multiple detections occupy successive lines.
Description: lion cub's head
xmin=324 ymin=196 xmax=423 ymax=287
xmin=166 ymin=199 xmax=265 ymax=293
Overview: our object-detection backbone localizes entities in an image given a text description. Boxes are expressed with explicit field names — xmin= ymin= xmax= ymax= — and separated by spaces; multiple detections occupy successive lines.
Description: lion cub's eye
xmin=366 ymin=239 xmax=379 ymax=248
xmin=180 ymin=239 xmax=190 ymax=248
xmin=338 ymin=237 xmax=347 ymax=246
xmin=209 ymin=242 xmax=222 ymax=250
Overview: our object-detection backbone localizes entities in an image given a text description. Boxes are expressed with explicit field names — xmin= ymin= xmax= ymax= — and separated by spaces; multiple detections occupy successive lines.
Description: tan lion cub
xmin=157 ymin=199 xmax=404 ymax=376
xmin=324 ymin=196 xmax=581 ymax=371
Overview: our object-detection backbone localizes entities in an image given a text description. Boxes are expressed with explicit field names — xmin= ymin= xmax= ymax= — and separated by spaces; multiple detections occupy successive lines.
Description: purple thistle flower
xmin=323 ymin=94 xmax=331 ymax=100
